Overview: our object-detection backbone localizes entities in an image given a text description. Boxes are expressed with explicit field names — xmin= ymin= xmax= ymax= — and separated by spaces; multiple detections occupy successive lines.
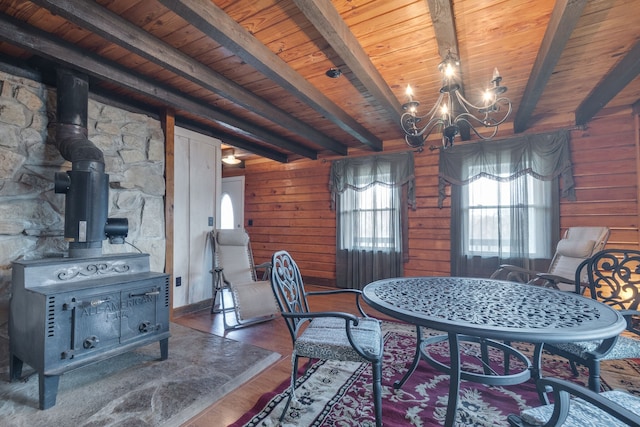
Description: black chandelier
xmin=400 ymin=51 xmax=512 ymax=151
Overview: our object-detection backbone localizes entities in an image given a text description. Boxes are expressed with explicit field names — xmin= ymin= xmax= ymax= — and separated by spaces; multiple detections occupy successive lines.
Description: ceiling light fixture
xmin=325 ymin=68 xmax=342 ymax=78
xmin=221 ymin=148 xmax=242 ymax=165
xmin=400 ymin=50 xmax=512 ymax=152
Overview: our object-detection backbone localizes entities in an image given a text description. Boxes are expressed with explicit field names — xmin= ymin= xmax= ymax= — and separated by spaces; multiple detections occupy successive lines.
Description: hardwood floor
xmin=175 ymin=285 xmax=393 ymax=426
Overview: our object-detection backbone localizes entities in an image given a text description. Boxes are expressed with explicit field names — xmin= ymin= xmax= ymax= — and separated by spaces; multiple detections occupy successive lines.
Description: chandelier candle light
xmin=401 ymin=51 xmax=512 ymax=151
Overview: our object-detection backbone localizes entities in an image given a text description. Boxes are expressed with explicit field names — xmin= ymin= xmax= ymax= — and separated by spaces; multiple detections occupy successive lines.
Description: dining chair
xmin=541 ymin=248 xmax=640 ymax=392
xmin=209 ymin=229 xmax=278 ymax=330
xmin=507 ymin=377 xmax=640 ymax=426
xmin=490 ymin=226 xmax=609 ymax=291
xmin=270 ymin=250 xmax=384 ymax=427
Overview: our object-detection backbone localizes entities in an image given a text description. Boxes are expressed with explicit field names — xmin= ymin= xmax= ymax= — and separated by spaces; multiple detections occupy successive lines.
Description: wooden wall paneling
xmin=236 ymin=110 xmax=639 ymax=286
xmin=561 ymin=109 xmax=639 ymax=248
xmin=244 ymin=157 xmax=336 ymax=286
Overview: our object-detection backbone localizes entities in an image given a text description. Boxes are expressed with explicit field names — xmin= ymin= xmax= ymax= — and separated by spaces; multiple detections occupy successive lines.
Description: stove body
xmin=9 ymin=253 xmax=170 ymax=409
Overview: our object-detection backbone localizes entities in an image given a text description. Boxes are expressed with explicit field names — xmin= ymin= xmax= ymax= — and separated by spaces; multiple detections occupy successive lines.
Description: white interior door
xmin=173 ymin=127 xmax=221 ymax=308
xmin=221 ymin=176 xmax=245 ymax=229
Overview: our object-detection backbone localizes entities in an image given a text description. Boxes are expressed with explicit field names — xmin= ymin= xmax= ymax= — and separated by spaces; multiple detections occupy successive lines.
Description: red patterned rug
xmin=230 ymin=322 xmax=640 ymax=426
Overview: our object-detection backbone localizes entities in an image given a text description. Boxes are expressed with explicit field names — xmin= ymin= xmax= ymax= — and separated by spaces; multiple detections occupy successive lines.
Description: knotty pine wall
xmin=225 ymin=108 xmax=640 ymax=287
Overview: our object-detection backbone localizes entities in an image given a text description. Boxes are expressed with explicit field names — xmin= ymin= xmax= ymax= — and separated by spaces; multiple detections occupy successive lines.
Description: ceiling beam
xmin=292 ymin=0 xmax=402 ymax=124
xmin=0 ymin=15 xmax=312 ymax=162
xmin=174 ymin=118 xmax=289 ymax=163
xmin=158 ymin=0 xmax=382 ymax=151
xmin=86 ymin=83 xmax=289 ymax=163
xmin=575 ymin=40 xmax=640 ymax=126
xmin=29 ymin=0 xmax=340 ymax=157
xmin=425 ymin=0 xmax=459 ymax=60
xmin=513 ymin=0 xmax=588 ymax=133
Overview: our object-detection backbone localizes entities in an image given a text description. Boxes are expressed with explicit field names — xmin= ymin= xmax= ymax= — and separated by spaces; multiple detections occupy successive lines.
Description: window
xmin=330 ymin=152 xmax=415 ymax=289
xmin=339 ymin=179 xmax=399 ymax=251
xmin=441 ymin=131 xmax=573 ymax=278
xmin=464 ymin=174 xmax=553 ymax=259
xmin=220 ymin=193 xmax=234 ymax=229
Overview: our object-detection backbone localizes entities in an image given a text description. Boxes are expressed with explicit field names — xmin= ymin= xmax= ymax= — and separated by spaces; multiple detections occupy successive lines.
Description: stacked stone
xmin=0 ymin=70 xmax=166 ymax=325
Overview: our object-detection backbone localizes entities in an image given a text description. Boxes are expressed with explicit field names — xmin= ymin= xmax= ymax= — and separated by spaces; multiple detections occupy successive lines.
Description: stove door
xmin=120 ymin=283 xmax=162 ymax=344
xmin=71 ymin=289 xmax=122 ymax=358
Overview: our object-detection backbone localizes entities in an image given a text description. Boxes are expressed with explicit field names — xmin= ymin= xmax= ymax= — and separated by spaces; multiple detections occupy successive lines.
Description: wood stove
xmin=9 ymin=253 xmax=170 ymax=409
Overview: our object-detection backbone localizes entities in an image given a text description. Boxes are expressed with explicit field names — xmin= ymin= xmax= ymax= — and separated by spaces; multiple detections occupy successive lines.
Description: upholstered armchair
xmin=491 ymin=226 xmax=609 ymax=291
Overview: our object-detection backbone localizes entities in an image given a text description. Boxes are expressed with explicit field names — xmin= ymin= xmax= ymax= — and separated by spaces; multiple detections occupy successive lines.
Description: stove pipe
xmin=53 ymin=68 xmax=128 ymax=258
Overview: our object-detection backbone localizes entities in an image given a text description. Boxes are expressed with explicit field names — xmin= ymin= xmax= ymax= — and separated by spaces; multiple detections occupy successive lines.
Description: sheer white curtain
xmin=453 ymin=173 xmax=557 ymax=277
xmin=330 ymin=152 xmax=415 ymax=289
xmin=441 ymin=131 xmax=572 ymax=277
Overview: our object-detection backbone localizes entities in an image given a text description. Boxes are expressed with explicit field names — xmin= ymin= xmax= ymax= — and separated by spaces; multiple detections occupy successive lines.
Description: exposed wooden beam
xmin=175 ymin=118 xmax=289 ymax=164
xmin=0 ymin=15 xmax=311 ymax=162
xmin=513 ymin=0 xmax=588 ymax=133
xmin=575 ymin=40 xmax=640 ymax=126
xmin=88 ymin=84 xmax=288 ymax=162
xmin=158 ymin=0 xmax=382 ymax=151
xmin=425 ymin=0 xmax=459 ymax=59
xmin=292 ymin=0 xmax=402 ymax=124
xmin=30 ymin=0 xmax=341 ymax=157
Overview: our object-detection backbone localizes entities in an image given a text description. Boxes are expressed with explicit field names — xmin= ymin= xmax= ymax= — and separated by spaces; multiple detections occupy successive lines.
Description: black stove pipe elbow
xmin=54 ymin=68 xmax=127 ymax=258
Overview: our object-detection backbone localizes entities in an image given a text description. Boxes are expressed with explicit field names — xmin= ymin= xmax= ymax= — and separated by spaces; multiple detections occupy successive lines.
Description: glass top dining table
xmin=362 ymin=276 xmax=626 ymax=427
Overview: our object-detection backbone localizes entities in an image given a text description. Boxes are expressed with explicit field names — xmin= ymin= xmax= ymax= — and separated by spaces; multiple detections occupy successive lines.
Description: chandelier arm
xmin=454 ymin=112 xmax=499 ymax=128
xmin=454 ymin=91 xmax=498 ymax=112
xmin=426 ymin=91 xmax=446 ymax=119
xmin=455 ymin=117 xmax=499 ymax=140
xmin=454 ymin=92 xmax=512 ymax=125
xmin=400 ymin=115 xmax=445 ymax=137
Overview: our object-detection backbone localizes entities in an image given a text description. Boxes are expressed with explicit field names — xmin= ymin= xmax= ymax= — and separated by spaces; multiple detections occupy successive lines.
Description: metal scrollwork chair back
xmin=270 ymin=250 xmax=384 ymax=427
xmin=542 ymin=248 xmax=640 ymax=392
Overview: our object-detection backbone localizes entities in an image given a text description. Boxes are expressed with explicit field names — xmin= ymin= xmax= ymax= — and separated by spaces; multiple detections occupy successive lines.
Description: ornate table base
xmin=395 ymin=327 xmax=532 ymax=427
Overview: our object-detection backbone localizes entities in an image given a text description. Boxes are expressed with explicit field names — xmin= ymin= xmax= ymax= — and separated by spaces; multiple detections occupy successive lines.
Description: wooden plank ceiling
xmin=0 ymin=0 xmax=638 ymax=163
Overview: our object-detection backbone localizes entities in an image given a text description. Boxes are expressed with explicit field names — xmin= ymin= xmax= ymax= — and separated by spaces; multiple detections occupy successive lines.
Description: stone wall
xmin=0 ymin=70 xmax=166 ymax=336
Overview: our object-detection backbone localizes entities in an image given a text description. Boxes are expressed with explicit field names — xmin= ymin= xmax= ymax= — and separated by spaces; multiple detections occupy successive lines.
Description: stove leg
xmin=39 ymin=373 xmax=60 ymax=410
xmin=9 ymin=354 xmax=23 ymax=381
xmin=159 ymin=337 xmax=168 ymax=360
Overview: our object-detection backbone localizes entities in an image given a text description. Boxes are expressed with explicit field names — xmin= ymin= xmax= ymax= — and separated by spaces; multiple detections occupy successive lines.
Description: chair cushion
xmin=520 ymin=390 xmax=640 ymax=426
xmin=556 ymin=238 xmax=596 ymax=258
xmin=550 ymin=335 xmax=640 ymax=360
xmin=295 ymin=317 xmax=382 ymax=362
xmin=216 ymin=229 xmax=249 ymax=246
xmin=231 ymin=280 xmax=279 ymax=320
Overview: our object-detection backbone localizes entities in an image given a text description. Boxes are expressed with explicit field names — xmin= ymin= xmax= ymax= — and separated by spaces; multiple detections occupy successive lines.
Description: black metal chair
xmin=508 ymin=377 xmax=640 ymax=426
xmin=541 ymin=249 xmax=640 ymax=392
xmin=269 ymin=250 xmax=384 ymax=427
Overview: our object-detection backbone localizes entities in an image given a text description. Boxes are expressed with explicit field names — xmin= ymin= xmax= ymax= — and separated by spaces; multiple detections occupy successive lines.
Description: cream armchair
xmin=491 ymin=226 xmax=610 ymax=291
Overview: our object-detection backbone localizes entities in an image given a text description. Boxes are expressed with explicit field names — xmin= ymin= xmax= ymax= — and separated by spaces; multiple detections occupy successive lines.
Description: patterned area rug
xmin=231 ymin=322 xmax=640 ymax=427
xmin=0 ymin=323 xmax=280 ymax=427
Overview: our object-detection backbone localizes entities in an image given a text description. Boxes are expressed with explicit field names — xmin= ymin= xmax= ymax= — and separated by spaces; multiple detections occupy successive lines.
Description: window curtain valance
xmin=437 ymin=130 xmax=575 ymax=207
xmin=329 ymin=151 xmax=416 ymax=210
